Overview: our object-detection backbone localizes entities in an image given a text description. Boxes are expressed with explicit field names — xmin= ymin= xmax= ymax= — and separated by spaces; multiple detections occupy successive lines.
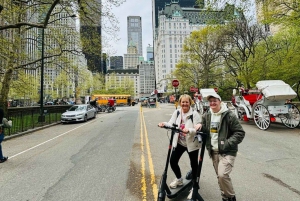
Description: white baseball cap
xmin=206 ymin=94 xmax=222 ymax=101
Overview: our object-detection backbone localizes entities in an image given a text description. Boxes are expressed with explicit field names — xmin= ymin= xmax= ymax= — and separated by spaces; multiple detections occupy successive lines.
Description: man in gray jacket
xmin=195 ymin=94 xmax=245 ymax=201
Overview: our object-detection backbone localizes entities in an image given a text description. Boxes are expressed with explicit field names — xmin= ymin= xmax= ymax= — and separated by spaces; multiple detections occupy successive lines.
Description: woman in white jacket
xmin=158 ymin=94 xmax=201 ymax=198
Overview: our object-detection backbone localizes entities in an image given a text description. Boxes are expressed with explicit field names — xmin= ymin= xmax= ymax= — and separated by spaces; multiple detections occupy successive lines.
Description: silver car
xmin=61 ymin=104 xmax=97 ymax=123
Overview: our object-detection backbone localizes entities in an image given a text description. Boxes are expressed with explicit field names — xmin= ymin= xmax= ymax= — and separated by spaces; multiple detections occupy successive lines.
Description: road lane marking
xmin=140 ymin=107 xmax=147 ymax=200
xmin=139 ymin=107 xmax=157 ymax=200
xmin=9 ymin=121 xmax=94 ymax=159
xmin=141 ymin=107 xmax=158 ymax=199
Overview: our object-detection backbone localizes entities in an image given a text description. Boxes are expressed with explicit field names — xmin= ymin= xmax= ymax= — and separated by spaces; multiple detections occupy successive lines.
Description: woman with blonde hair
xmin=158 ymin=94 xmax=201 ymax=199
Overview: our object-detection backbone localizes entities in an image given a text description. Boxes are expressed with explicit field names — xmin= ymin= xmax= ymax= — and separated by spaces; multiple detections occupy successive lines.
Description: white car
xmin=61 ymin=104 xmax=97 ymax=123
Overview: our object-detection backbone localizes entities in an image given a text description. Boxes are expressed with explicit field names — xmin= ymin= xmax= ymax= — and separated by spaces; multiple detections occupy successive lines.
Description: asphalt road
xmin=0 ymin=103 xmax=300 ymax=201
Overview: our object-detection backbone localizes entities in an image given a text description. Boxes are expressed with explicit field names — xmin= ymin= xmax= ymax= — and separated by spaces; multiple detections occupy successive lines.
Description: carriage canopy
xmin=256 ymin=80 xmax=297 ymax=100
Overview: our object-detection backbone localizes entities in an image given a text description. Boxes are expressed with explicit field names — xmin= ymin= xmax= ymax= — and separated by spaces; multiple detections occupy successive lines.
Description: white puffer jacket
xmin=163 ymin=108 xmax=202 ymax=152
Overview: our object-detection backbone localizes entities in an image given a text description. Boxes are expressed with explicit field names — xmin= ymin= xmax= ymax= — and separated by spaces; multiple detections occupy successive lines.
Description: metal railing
xmin=3 ymin=105 xmax=70 ymax=136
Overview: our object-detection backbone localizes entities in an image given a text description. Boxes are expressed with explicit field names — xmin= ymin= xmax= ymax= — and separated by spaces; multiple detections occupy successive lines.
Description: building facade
xmin=255 ymin=0 xmax=280 ymax=35
xmin=127 ymin=16 xmax=143 ymax=56
xmin=109 ymin=56 xmax=124 ymax=70
xmin=154 ymin=1 xmax=239 ymax=92
xmin=139 ymin=59 xmax=155 ymax=98
xmin=146 ymin=46 xmax=154 ymax=61
xmin=124 ymin=40 xmax=139 ymax=69
xmin=106 ymin=69 xmax=140 ymax=99
xmin=152 ymin=0 xmax=201 ymax=29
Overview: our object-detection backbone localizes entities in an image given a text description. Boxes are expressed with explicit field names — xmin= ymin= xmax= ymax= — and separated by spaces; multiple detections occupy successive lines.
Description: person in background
xmin=0 ymin=108 xmax=8 ymax=163
xmin=158 ymin=94 xmax=202 ymax=199
xmin=195 ymin=93 xmax=245 ymax=201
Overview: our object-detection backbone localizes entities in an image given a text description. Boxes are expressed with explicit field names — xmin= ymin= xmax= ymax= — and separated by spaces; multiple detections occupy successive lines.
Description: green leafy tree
xmin=174 ymin=26 xmax=224 ymax=90
xmin=0 ymin=0 xmax=123 ymax=114
xmin=251 ymin=27 xmax=300 ymax=86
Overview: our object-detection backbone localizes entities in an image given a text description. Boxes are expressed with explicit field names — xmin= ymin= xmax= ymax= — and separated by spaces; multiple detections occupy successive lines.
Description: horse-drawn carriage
xmin=194 ymin=88 xmax=218 ymax=115
xmin=231 ymin=80 xmax=300 ymax=130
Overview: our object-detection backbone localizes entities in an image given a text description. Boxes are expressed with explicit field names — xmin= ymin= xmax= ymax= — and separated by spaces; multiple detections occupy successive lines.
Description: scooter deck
xmin=167 ymin=178 xmax=193 ymax=199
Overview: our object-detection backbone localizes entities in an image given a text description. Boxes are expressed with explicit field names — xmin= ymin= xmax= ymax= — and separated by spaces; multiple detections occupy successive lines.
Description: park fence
xmin=3 ymin=105 xmax=70 ymax=136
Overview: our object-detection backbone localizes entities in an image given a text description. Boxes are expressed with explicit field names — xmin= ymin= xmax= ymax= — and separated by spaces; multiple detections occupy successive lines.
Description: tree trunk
xmin=0 ymin=68 xmax=13 ymax=115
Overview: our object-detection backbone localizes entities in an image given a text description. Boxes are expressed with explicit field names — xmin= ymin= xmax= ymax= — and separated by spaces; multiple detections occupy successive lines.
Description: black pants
xmin=170 ymin=143 xmax=199 ymax=180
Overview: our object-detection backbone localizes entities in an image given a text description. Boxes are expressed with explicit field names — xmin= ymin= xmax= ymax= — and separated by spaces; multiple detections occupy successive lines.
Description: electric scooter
xmin=187 ymin=130 xmax=207 ymax=201
xmin=158 ymin=124 xmax=206 ymax=201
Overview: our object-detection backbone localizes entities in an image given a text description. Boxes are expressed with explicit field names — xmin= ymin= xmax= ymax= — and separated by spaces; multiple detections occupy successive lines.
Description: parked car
xmin=61 ymin=104 xmax=97 ymax=123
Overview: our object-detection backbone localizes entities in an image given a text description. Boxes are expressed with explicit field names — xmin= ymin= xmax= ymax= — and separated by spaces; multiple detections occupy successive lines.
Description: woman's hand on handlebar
xmin=158 ymin=122 xmax=165 ymax=128
xmin=194 ymin=123 xmax=202 ymax=131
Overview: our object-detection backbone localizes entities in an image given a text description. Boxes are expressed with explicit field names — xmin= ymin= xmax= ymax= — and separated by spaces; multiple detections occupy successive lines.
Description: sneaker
xmin=185 ymin=169 xmax=192 ymax=180
xmin=0 ymin=156 xmax=8 ymax=163
xmin=187 ymin=188 xmax=193 ymax=199
xmin=169 ymin=178 xmax=183 ymax=188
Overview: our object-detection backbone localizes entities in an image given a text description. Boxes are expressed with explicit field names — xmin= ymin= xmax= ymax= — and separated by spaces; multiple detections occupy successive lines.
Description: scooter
xmin=158 ymin=124 xmax=206 ymax=201
xmin=187 ymin=130 xmax=207 ymax=201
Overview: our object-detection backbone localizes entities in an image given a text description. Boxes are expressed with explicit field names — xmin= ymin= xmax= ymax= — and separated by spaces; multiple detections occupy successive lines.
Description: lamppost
xmin=38 ymin=13 xmax=77 ymax=121
xmin=38 ymin=27 xmax=45 ymax=122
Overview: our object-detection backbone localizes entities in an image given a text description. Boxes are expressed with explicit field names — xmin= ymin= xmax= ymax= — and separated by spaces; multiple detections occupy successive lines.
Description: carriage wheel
xmin=280 ymin=104 xmax=300 ymax=128
xmin=253 ymin=104 xmax=270 ymax=130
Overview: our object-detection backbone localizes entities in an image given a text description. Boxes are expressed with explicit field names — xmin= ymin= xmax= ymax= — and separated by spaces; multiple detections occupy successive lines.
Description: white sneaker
xmin=187 ymin=188 xmax=193 ymax=199
xmin=169 ymin=178 xmax=183 ymax=188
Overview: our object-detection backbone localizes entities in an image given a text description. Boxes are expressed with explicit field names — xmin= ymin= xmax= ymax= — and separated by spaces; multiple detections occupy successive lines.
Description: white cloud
xmin=106 ymin=0 xmax=153 ymax=59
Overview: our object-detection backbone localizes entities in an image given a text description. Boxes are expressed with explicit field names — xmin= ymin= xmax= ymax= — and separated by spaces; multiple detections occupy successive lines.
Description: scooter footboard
xmin=167 ymin=178 xmax=193 ymax=199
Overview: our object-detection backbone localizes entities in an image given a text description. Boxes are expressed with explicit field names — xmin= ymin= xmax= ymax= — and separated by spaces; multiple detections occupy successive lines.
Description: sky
xmin=110 ymin=0 xmax=153 ymax=59
xmin=107 ymin=0 xmax=256 ymax=59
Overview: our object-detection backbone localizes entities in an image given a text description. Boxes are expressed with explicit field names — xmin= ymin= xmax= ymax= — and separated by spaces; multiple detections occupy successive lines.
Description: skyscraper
xmin=146 ymin=45 xmax=154 ymax=61
xmin=80 ymin=0 xmax=103 ymax=73
xmin=127 ymin=16 xmax=143 ymax=56
xmin=110 ymin=56 xmax=124 ymax=70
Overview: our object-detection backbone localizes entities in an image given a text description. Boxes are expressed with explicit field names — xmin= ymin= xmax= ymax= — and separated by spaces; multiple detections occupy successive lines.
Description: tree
xmin=91 ymin=72 xmax=105 ymax=93
xmin=256 ymin=0 xmax=300 ymax=29
xmin=219 ymin=20 xmax=267 ymax=88
xmin=0 ymin=0 xmax=124 ymax=114
xmin=251 ymin=27 xmax=300 ymax=86
xmin=174 ymin=26 xmax=224 ymax=90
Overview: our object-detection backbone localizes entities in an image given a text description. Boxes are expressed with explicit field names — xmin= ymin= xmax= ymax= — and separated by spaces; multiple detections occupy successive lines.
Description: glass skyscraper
xmin=127 ymin=16 xmax=143 ymax=56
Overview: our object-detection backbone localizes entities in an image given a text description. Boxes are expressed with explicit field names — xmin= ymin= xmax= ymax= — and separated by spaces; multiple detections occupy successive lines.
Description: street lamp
xmin=38 ymin=13 xmax=77 ymax=122
xmin=38 ymin=27 xmax=45 ymax=122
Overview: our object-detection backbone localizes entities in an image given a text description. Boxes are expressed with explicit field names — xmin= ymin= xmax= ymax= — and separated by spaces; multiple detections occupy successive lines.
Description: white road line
xmin=9 ymin=121 xmax=93 ymax=159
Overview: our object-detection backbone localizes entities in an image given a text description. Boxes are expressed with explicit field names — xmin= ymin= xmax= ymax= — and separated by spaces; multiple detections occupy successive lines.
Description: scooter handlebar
xmin=193 ymin=131 xmax=207 ymax=143
xmin=159 ymin=124 xmax=183 ymax=133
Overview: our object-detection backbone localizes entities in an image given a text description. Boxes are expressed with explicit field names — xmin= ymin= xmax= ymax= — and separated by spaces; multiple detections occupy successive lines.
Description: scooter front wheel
xmin=157 ymin=193 xmax=165 ymax=201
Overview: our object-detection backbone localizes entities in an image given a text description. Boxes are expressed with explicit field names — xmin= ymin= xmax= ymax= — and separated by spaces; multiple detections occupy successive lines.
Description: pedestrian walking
xmin=194 ymin=93 xmax=245 ymax=201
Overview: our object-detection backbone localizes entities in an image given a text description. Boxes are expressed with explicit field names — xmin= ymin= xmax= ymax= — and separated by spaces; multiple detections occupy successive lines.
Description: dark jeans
xmin=170 ymin=143 xmax=199 ymax=180
xmin=0 ymin=132 xmax=4 ymax=159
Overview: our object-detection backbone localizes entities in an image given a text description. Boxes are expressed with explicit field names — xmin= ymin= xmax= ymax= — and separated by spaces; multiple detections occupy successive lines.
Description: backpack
xmin=176 ymin=110 xmax=193 ymax=124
